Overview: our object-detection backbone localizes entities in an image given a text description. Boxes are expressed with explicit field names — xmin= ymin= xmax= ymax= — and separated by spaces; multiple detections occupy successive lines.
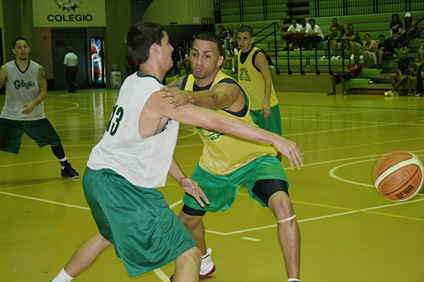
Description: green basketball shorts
xmin=184 ymin=155 xmax=289 ymax=212
xmin=0 ymin=118 xmax=61 ymax=154
xmin=83 ymin=168 xmax=196 ymax=277
xmin=250 ymin=104 xmax=282 ymax=135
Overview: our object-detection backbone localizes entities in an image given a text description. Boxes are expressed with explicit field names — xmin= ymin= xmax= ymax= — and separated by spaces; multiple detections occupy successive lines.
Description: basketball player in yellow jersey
xmin=237 ymin=25 xmax=282 ymax=135
xmin=164 ymin=32 xmax=301 ymax=282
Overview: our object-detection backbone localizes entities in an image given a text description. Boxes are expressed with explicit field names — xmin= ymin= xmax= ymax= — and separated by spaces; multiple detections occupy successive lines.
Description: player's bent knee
xmin=268 ymin=192 xmax=294 ymax=219
xmin=176 ymin=246 xmax=201 ymax=264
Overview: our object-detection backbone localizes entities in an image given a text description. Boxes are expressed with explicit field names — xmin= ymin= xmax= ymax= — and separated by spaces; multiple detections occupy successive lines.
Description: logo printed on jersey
xmin=197 ymin=127 xmax=225 ymax=141
xmin=14 ymin=80 xmax=36 ymax=90
xmin=239 ymin=67 xmax=251 ymax=82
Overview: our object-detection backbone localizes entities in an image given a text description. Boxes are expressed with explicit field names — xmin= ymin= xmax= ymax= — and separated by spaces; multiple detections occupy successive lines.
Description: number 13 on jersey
xmin=106 ymin=105 xmax=124 ymax=136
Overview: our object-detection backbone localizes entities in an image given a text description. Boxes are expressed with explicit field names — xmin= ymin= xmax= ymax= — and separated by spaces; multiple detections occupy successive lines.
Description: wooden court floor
xmin=1 ymin=89 xmax=424 ymax=282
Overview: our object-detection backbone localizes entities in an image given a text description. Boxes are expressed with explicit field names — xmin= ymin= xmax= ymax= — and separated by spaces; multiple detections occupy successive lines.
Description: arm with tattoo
xmin=22 ymin=65 xmax=47 ymax=114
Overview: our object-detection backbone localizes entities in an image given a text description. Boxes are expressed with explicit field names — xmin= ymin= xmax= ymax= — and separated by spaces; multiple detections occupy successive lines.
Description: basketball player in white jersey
xmin=50 ymin=22 xmax=303 ymax=282
xmin=0 ymin=37 xmax=78 ymax=179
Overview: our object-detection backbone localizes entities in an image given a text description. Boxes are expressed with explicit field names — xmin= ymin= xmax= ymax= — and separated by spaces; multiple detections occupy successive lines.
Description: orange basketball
xmin=373 ymin=151 xmax=423 ymax=201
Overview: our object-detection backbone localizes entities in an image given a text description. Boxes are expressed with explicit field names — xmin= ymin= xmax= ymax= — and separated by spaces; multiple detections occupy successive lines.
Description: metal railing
xmin=254 ymin=21 xmax=281 ymax=74
xmin=214 ymin=0 xmax=424 ymax=23
xmin=398 ymin=16 xmax=424 ymax=49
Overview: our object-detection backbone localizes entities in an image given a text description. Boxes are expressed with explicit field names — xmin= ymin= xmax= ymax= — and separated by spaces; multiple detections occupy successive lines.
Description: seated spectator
xmin=218 ymin=25 xmax=227 ymax=48
xmin=284 ymin=19 xmax=302 ymax=50
xmin=222 ymin=42 xmax=238 ymax=74
xmin=407 ymin=57 xmax=419 ymax=96
xmin=418 ymin=42 xmax=424 ymax=62
xmin=377 ymin=34 xmax=395 ymax=69
xmin=225 ymin=24 xmax=237 ymax=50
xmin=342 ymin=23 xmax=362 ymax=60
xmin=325 ymin=18 xmax=345 ymax=40
xmin=327 ymin=54 xmax=362 ymax=95
xmin=385 ymin=50 xmax=410 ymax=96
xmin=295 ymin=18 xmax=311 ymax=50
xmin=402 ymin=12 xmax=419 ymax=47
xmin=174 ymin=47 xmax=191 ymax=78
xmin=305 ymin=19 xmax=324 ymax=50
xmin=414 ymin=62 xmax=424 ymax=97
xmin=388 ymin=13 xmax=403 ymax=49
xmin=362 ymin=34 xmax=378 ymax=68
xmin=320 ymin=26 xmax=342 ymax=60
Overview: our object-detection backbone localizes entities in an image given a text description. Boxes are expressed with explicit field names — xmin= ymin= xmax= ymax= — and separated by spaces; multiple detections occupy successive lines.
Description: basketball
xmin=373 ymin=151 xmax=424 ymax=201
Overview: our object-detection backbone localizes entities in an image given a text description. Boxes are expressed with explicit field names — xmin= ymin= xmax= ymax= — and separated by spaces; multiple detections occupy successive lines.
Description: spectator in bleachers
xmin=320 ymin=26 xmax=342 ymax=60
xmin=284 ymin=19 xmax=302 ymax=50
xmin=327 ymin=54 xmax=362 ymax=96
xmin=222 ymin=42 xmax=238 ymax=74
xmin=385 ymin=50 xmax=410 ymax=96
xmin=414 ymin=62 xmax=424 ymax=97
xmin=296 ymin=18 xmax=311 ymax=50
xmin=218 ymin=25 xmax=227 ymax=48
xmin=362 ymin=34 xmax=378 ymax=68
xmin=305 ymin=19 xmax=324 ymax=50
xmin=407 ymin=57 xmax=419 ymax=96
xmin=376 ymin=34 xmax=395 ymax=69
xmin=342 ymin=24 xmax=362 ymax=60
xmin=225 ymin=24 xmax=237 ymax=50
xmin=402 ymin=12 xmax=419 ymax=47
xmin=174 ymin=47 xmax=191 ymax=78
xmin=388 ymin=13 xmax=403 ymax=49
xmin=418 ymin=42 xmax=424 ymax=62
xmin=324 ymin=18 xmax=345 ymax=40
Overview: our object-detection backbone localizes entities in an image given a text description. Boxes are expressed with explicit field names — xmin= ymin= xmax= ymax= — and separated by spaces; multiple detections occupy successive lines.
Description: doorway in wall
xmin=51 ymin=28 xmax=88 ymax=90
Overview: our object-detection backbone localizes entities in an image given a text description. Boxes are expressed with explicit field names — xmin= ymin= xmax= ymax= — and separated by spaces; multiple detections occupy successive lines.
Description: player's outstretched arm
xmin=147 ymin=92 xmax=303 ymax=169
xmin=162 ymin=81 xmax=240 ymax=110
xmin=168 ymin=156 xmax=209 ymax=207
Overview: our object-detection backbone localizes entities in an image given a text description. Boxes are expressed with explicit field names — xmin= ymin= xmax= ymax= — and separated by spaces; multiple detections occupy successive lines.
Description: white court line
xmin=153 ymin=269 xmax=169 ymax=282
xmin=0 ymin=191 xmax=90 ymax=210
xmin=214 ymin=197 xmax=424 ymax=236
xmin=242 ymin=237 xmax=261 ymax=242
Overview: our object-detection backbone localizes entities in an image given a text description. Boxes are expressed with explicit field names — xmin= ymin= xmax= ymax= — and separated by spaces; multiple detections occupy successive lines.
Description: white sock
xmin=52 ymin=268 xmax=74 ymax=282
xmin=288 ymin=279 xmax=300 ymax=282
xmin=232 ymin=68 xmax=235 ymax=71
xmin=58 ymin=157 xmax=67 ymax=163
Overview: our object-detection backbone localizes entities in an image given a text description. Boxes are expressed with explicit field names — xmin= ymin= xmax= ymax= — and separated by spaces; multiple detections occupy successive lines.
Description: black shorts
xmin=0 ymin=118 xmax=61 ymax=154
xmin=334 ymin=73 xmax=353 ymax=84
xmin=182 ymin=179 xmax=289 ymax=216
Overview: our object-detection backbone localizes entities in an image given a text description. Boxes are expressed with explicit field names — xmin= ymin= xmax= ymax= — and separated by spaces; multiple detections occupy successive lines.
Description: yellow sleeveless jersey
xmin=184 ymin=70 xmax=277 ymax=175
xmin=237 ymin=46 xmax=278 ymax=110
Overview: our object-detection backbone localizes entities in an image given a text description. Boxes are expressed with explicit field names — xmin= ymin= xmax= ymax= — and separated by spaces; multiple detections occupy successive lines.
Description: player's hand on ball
xmin=274 ymin=136 xmax=303 ymax=169
xmin=162 ymin=87 xmax=192 ymax=107
xmin=180 ymin=177 xmax=209 ymax=207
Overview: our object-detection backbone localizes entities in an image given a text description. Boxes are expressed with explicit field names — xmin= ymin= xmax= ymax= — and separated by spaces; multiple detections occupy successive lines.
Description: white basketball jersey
xmin=87 ymin=72 xmax=180 ymax=188
xmin=1 ymin=60 xmax=45 ymax=120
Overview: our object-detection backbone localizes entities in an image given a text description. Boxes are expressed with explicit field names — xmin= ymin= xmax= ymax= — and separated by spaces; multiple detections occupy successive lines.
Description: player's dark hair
xmin=196 ymin=32 xmax=223 ymax=56
xmin=126 ymin=22 xmax=166 ymax=65
xmin=238 ymin=25 xmax=253 ymax=37
xmin=379 ymin=34 xmax=385 ymax=38
xmin=309 ymin=19 xmax=315 ymax=23
xmin=13 ymin=37 xmax=29 ymax=48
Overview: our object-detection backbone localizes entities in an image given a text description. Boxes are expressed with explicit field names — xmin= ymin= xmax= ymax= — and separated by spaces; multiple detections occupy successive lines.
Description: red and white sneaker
xmin=169 ymin=248 xmax=215 ymax=281
xmin=200 ymin=248 xmax=215 ymax=277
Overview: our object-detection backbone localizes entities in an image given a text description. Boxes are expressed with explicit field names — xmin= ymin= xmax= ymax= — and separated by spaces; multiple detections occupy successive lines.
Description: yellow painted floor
xmin=1 ymin=89 xmax=424 ymax=282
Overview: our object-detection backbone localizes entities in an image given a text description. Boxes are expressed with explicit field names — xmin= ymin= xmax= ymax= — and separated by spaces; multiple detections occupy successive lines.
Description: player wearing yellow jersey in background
xmin=237 ymin=25 xmax=282 ymax=135
xmin=164 ymin=32 xmax=301 ymax=282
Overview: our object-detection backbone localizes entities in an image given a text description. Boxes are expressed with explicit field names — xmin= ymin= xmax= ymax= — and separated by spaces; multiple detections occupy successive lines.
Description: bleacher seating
xmin=216 ymin=10 xmax=423 ymax=92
